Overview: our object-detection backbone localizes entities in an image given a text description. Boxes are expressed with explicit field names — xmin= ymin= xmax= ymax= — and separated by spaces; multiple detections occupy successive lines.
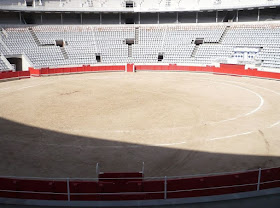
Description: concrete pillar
xmin=216 ymin=11 xmax=218 ymax=23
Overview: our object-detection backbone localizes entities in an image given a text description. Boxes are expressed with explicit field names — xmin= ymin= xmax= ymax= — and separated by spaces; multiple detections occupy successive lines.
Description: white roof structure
xmin=0 ymin=0 xmax=280 ymax=12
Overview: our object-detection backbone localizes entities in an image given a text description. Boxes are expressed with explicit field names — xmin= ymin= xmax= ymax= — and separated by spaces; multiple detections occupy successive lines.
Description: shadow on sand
xmin=0 ymin=117 xmax=279 ymax=179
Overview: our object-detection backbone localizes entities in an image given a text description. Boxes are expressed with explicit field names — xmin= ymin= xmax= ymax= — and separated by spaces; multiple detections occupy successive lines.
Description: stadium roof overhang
xmin=0 ymin=4 xmax=279 ymax=13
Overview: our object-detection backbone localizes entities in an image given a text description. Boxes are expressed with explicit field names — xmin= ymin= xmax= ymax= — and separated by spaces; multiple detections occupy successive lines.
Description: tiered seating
xmin=196 ymin=45 xmax=234 ymax=60
xmin=0 ymin=54 xmax=13 ymax=71
xmin=95 ymin=26 xmax=134 ymax=63
xmin=1 ymin=23 xmax=280 ymax=70
xmin=222 ymin=24 xmax=280 ymax=68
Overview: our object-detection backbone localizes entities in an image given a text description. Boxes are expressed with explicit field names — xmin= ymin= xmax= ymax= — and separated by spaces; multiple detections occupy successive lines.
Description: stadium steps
xmin=0 ymin=28 xmax=8 ymax=38
xmin=191 ymin=45 xmax=199 ymax=58
xmin=87 ymin=0 xmax=93 ymax=7
xmin=135 ymin=27 xmax=139 ymax=44
xmin=0 ymin=54 xmax=14 ymax=70
xmin=219 ymin=26 xmax=230 ymax=43
xmin=128 ymin=45 xmax=132 ymax=57
xmin=28 ymin=28 xmax=41 ymax=46
xmin=165 ymin=0 xmax=171 ymax=7
xmin=0 ymin=38 xmax=12 ymax=54
xmin=60 ymin=47 xmax=69 ymax=59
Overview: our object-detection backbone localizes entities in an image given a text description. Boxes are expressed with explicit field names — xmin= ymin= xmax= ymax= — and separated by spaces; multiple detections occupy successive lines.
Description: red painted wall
xmin=126 ymin=64 xmax=134 ymax=72
xmin=0 ymin=71 xmax=30 ymax=80
xmin=0 ymin=167 xmax=279 ymax=201
xmin=28 ymin=65 xmax=126 ymax=78
xmin=135 ymin=64 xmax=280 ymax=80
xmin=0 ymin=64 xmax=277 ymax=81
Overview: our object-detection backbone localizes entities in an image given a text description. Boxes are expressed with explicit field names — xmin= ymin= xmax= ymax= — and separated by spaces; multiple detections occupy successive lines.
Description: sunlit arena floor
xmin=0 ymin=71 xmax=280 ymax=178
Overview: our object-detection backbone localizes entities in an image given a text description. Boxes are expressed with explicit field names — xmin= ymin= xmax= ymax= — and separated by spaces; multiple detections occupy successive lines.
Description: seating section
xmin=1 ymin=23 xmax=280 ymax=71
xmin=0 ymin=54 xmax=13 ymax=71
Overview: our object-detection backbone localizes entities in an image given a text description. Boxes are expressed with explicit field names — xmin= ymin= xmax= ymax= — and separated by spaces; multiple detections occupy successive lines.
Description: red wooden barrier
xmin=28 ymin=65 xmax=126 ymax=77
xmin=0 ymin=168 xmax=279 ymax=201
xmin=0 ymin=71 xmax=30 ymax=80
xmin=127 ymin=64 xmax=134 ymax=72
xmin=135 ymin=64 xmax=280 ymax=80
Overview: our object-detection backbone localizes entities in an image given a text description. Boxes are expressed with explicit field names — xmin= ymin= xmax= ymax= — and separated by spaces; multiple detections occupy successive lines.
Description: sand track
xmin=0 ymin=72 xmax=280 ymax=178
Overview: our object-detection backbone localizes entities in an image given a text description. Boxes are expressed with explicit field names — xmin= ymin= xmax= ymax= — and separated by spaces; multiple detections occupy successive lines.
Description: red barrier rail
xmin=135 ymin=64 xmax=280 ymax=80
xmin=29 ymin=65 xmax=126 ymax=77
xmin=0 ymin=71 xmax=30 ymax=80
xmin=1 ymin=64 xmax=280 ymax=81
xmin=0 ymin=167 xmax=279 ymax=201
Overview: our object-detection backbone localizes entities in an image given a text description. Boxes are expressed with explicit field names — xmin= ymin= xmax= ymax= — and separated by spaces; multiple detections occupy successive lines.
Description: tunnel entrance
xmin=7 ymin=57 xmax=22 ymax=71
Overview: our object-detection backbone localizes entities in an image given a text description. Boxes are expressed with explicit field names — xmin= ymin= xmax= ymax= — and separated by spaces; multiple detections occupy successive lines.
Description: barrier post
xmin=141 ymin=162 xmax=145 ymax=175
xmin=96 ymin=163 xmax=99 ymax=178
xmin=257 ymin=168 xmax=261 ymax=191
xmin=164 ymin=176 xmax=167 ymax=199
xmin=67 ymin=178 xmax=71 ymax=201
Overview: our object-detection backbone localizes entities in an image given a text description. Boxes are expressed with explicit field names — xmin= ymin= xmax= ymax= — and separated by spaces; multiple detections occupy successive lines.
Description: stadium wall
xmin=2 ymin=64 xmax=280 ymax=81
xmin=0 ymin=167 xmax=280 ymax=206
xmin=0 ymin=71 xmax=30 ymax=80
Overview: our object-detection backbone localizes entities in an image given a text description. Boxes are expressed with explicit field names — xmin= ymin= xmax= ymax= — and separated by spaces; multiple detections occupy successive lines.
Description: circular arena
xmin=1 ymin=71 xmax=280 ymax=178
xmin=1 ymin=0 xmax=280 ymax=207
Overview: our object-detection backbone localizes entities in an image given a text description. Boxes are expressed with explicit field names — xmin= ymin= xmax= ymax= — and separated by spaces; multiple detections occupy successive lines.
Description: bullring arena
xmin=1 ymin=71 xmax=280 ymax=178
xmin=2 ymin=0 xmax=280 ymax=207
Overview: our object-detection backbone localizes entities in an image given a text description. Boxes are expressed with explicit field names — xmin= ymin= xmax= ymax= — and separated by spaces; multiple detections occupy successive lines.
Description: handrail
xmin=0 ymin=179 xmax=278 ymax=196
xmin=0 ymin=166 xmax=264 ymax=181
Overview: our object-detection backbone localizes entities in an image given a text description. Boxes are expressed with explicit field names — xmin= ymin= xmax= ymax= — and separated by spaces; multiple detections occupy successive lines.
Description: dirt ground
xmin=0 ymin=71 xmax=280 ymax=178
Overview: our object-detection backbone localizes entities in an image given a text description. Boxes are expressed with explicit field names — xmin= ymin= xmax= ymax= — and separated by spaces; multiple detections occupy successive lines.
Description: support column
xmin=236 ymin=10 xmax=239 ymax=22
xmin=100 ymin=13 xmax=102 ymax=25
xmin=216 ymin=10 xmax=218 ymax=23
xmin=196 ymin=12 xmax=198 ymax=23
xmin=33 ymin=0 xmax=35 ymax=7
xmin=96 ymin=163 xmax=99 ymax=177
xmin=176 ymin=12 xmax=179 ymax=24
xmin=158 ymin=13 xmax=160 ymax=24
xmin=257 ymin=9 xmax=260 ymax=21
xmin=119 ymin=13 xmax=121 ymax=24
xmin=19 ymin=12 xmax=22 ymax=24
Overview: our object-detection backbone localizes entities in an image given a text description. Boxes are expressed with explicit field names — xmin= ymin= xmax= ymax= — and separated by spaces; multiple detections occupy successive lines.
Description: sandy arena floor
xmin=0 ymin=71 xmax=280 ymax=178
